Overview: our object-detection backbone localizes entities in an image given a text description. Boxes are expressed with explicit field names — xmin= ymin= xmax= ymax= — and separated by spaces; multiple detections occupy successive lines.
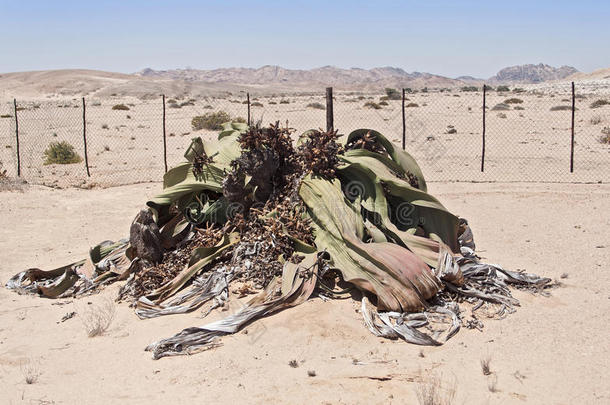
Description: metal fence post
xmin=247 ymin=92 xmax=251 ymax=126
xmin=481 ymin=85 xmax=487 ymax=172
xmin=13 ymin=99 xmax=20 ymax=177
xmin=82 ymin=97 xmax=90 ymax=177
xmin=162 ymin=94 xmax=168 ymax=173
xmin=326 ymin=87 xmax=334 ymax=132
xmin=402 ymin=88 xmax=406 ymax=150
xmin=570 ymin=82 xmax=575 ymax=173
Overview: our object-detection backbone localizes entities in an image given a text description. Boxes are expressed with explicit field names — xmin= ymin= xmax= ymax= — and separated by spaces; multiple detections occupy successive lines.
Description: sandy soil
xmin=0 ymin=181 xmax=608 ymax=404
xmin=1 ymin=90 xmax=609 ymax=188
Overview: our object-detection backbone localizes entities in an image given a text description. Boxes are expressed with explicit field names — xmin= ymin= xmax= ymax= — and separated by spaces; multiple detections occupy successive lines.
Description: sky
xmin=1 ymin=0 xmax=608 ymax=78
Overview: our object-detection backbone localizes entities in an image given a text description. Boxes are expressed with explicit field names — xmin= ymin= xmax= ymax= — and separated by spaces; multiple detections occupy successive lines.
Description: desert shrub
xmin=550 ymin=105 xmax=572 ymax=111
xmin=279 ymin=99 xmax=290 ymax=104
xmin=234 ymin=117 xmax=247 ymax=123
xmin=180 ymin=101 xmax=195 ymax=107
xmin=357 ymin=96 xmax=365 ymax=100
xmin=590 ymin=115 xmax=602 ymax=125
xmin=512 ymin=88 xmax=525 ymax=93
xmin=496 ymin=85 xmax=510 ymax=92
xmin=421 ymin=87 xmax=428 ymax=93
xmin=446 ymin=126 xmax=457 ymax=134
xmin=203 ymin=104 xmax=213 ymax=109
xmin=590 ymin=99 xmax=610 ymax=109
xmin=269 ymin=101 xmax=277 ymax=105
xmin=0 ymin=114 xmax=12 ymax=118
xmin=168 ymin=103 xmax=181 ymax=109
xmin=251 ymin=102 xmax=263 ymax=107
xmin=599 ymin=127 xmax=610 ymax=144
xmin=112 ymin=104 xmax=130 ymax=111
xmin=167 ymin=99 xmax=177 ymax=104
xmin=384 ymin=88 xmax=401 ymax=100
xmin=379 ymin=96 xmax=389 ymax=101
xmin=242 ymin=100 xmax=249 ymax=104
xmin=406 ymin=102 xmax=419 ymax=108
xmin=306 ymin=102 xmax=325 ymax=110
xmin=497 ymin=113 xmax=507 ymax=118
xmin=364 ymin=101 xmax=381 ymax=109
xmin=43 ymin=141 xmax=83 ymax=165
xmin=513 ymin=106 xmax=525 ymax=110
xmin=82 ymin=299 xmax=116 ymax=337
xmin=491 ymin=103 xmax=510 ymax=111
xmin=504 ymin=98 xmax=523 ymax=104
xmin=461 ymin=86 xmax=478 ymax=92
xmin=483 ymin=85 xmax=494 ymax=91
xmin=379 ymin=100 xmax=389 ymax=106
xmin=191 ymin=111 xmax=231 ymax=130
xmin=101 ymin=123 xmax=109 ymax=129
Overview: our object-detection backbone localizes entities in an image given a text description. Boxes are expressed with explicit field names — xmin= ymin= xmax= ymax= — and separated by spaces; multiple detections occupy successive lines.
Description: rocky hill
xmin=489 ymin=63 xmax=578 ymax=84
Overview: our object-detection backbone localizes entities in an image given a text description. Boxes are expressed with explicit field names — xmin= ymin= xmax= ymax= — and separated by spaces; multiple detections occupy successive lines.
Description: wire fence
xmin=1 ymin=84 xmax=608 ymax=188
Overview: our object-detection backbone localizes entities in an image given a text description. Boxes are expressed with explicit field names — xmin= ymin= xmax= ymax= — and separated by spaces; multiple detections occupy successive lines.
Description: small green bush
xmin=496 ymin=85 xmax=510 ymax=92
xmin=492 ymin=103 xmax=510 ymax=111
xmin=384 ymin=88 xmax=401 ymax=100
xmin=513 ymin=106 xmax=525 ymax=110
xmin=405 ymin=102 xmax=419 ymax=108
xmin=251 ymin=102 xmax=263 ymax=107
xmin=364 ymin=101 xmax=381 ymax=109
xmin=43 ymin=141 xmax=83 ymax=165
xmin=0 ymin=114 xmax=12 ymax=118
xmin=269 ymin=101 xmax=277 ymax=105
xmin=306 ymin=102 xmax=325 ymax=110
xmin=590 ymin=99 xmax=609 ymax=109
xmin=504 ymin=98 xmax=523 ymax=104
xmin=378 ymin=101 xmax=389 ymax=106
xmin=550 ymin=105 xmax=572 ymax=111
xmin=112 ymin=104 xmax=130 ymax=111
xmin=279 ymin=99 xmax=290 ymax=104
xmin=461 ymin=86 xmax=478 ymax=92
xmin=379 ymin=96 xmax=389 ymax=101
xmin=191 ymin=111 xmax=231 ymax=130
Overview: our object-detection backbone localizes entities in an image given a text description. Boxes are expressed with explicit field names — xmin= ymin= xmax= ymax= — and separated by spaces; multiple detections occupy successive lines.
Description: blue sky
xmin=1 ymin=0 xmax=608 ymax=77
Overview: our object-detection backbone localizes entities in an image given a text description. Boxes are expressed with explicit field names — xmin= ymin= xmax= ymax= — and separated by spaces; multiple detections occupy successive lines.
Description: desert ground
xmin=1 ymin=85 xmax=609 ymax=188
xmin=0 ymin=181 xmax=608 ymax=404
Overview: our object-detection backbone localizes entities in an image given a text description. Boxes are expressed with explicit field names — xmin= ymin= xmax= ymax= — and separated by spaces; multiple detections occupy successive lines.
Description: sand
xmin=0 ymin=181 xmax=608 ymax=404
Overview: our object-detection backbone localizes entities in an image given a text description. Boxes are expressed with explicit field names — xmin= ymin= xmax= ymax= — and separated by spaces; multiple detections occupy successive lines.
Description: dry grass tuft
xmin=416 ymin=373 xmax=456 ymax=405
xmin=600 ymin=127 xmax=610 ymax=144
xmin=480 ymin=355 xmax=492 ymax=375
xmin=487 ymin=374 xmax=499 ymax=393
xmin=21 ymin=358 xmax=41 ymax=384
xmin=306 ymin=102 xmax=325 ymax=110
xmin=81 ymin=299 xmax=116 ymax=337
xmin=590 ymin=99 xmax=609 ymax=109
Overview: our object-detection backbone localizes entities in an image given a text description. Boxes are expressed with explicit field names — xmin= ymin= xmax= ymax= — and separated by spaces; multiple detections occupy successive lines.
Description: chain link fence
xmin=1 ymin=84 xmax=608 ymax=187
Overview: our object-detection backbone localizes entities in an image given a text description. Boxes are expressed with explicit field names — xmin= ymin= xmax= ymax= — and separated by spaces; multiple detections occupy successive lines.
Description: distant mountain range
xmin=137 ymin=63 xmax=580 ymax=87
xmin=0 ymin=63 xmax=598 ymax=99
